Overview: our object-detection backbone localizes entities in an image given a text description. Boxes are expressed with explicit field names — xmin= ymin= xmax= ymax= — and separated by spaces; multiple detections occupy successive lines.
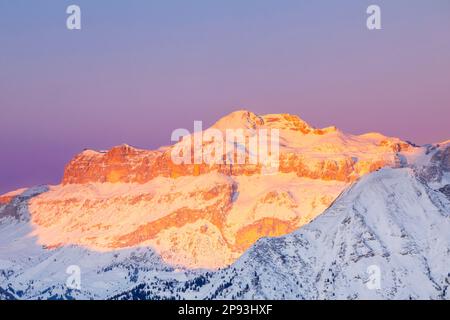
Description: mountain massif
xmin=0 ymin=111 xmax=448 ymax=299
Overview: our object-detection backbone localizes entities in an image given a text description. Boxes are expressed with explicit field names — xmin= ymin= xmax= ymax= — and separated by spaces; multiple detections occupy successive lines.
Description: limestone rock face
xmin=62 ymin=110 xmax=412 ymax=185
xmin=62 ymin=145 xmax=164 ymax=184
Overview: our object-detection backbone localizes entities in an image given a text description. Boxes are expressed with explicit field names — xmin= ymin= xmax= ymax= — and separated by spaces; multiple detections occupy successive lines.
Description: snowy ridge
xmin=201 ymin=167 xmax=450 ymax=299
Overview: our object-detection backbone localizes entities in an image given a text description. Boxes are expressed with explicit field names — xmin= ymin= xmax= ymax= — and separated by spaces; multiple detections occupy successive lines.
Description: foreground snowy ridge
xmin=204 ymin=167 xmax=450 ymax=299
xmin=0 ymin=141 xmax=448 ymax=300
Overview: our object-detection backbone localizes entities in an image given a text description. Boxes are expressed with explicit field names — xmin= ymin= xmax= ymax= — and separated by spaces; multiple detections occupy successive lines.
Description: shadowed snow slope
xmin=196 ymin=167 xmax=450 ymax=299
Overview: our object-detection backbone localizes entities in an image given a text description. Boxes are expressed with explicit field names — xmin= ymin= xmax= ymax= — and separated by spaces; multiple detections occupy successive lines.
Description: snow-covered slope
xmin=196 ymin=167 xmax=450 ymax=299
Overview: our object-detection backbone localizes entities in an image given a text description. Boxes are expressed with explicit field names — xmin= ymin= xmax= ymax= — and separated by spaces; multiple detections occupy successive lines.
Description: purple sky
xmin=0 ymin=0 xmax=449 ymax=193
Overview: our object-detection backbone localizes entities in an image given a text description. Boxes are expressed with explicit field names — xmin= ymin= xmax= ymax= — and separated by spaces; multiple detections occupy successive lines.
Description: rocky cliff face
xmin=62 ymin=111 xmax=412 ymax=185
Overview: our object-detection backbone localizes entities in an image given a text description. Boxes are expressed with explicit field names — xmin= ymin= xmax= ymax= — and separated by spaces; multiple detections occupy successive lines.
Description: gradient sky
xmin=0 ymin=0 xmax=449 ymax=193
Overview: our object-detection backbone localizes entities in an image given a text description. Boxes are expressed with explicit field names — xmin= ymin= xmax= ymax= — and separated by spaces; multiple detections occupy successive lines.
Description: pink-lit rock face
xmin=62 ymin=111 xmax=412 ymax=184
xmin=26 ymin=111 xmax=419 ymax=269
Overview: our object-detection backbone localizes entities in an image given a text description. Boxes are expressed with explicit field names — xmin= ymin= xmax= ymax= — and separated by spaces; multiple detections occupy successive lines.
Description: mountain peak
xmin=212 ymin=109 xmax=264 ymax=130
xmin=212 ymin=110 xmax=317 ymax=133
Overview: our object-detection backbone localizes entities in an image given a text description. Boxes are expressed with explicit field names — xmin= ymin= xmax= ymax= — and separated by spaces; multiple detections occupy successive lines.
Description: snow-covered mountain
xmin=1 ymin=111 xmax=418 ymax=269
xmin=0 ymin=111 xmax=448 ymax=300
